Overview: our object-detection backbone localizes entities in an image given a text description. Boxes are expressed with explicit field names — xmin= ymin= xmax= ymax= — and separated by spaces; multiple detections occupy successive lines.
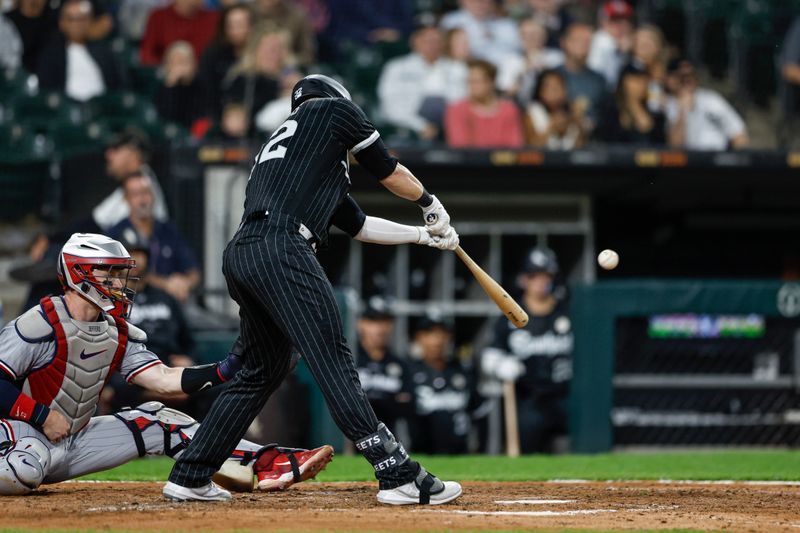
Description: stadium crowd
xmin=4 ymin=0 xmax=800 ymax=151
xmin=3 ymin=0 xmax=800 ymax=453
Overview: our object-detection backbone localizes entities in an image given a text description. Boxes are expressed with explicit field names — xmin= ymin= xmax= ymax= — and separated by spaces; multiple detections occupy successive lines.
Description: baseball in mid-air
xmin=597 ymin=249 xmax=619 ymax=270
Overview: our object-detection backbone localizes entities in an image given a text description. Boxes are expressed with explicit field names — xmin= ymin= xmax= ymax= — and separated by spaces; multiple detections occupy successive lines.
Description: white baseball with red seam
xmin=597 ymin=249 xmax=619 ymax=270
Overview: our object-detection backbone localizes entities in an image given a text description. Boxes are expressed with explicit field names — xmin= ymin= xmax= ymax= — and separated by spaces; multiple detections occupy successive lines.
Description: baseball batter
xmin=0 ymin=233 xmax=332 ymax=496
xmin=166 ymin=75 xmax=462 ymax=505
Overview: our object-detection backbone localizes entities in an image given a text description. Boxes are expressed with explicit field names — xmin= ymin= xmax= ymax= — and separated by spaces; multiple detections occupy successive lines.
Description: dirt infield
xmin=2 ymin=481 xmax=800 ymax=532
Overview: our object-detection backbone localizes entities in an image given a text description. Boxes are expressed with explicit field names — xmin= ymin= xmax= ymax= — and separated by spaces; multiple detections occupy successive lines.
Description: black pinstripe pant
xmin=168 ymin=217 xmax=385 ymax=487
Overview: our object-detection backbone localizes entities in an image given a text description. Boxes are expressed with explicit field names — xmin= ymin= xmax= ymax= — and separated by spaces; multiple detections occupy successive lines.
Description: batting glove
xmin=417 ymin=226 xmax=459 ymax=250
xmin=420 ymin=195 xmax=451 ymax=236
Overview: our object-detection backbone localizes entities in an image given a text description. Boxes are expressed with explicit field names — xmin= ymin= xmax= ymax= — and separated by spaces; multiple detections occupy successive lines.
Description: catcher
xmin=0 ymin=233 xmax=332 ymax=497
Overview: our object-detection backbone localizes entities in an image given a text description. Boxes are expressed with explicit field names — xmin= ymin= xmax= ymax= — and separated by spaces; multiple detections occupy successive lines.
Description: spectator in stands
xmin=219 ymin=102 xmax=251 ymax=138
xmin=254 ymin=70 xmax=302 ymax=133
xmin=444 ymin=27 xmax=471 ymax=63
xmin=221 ymin=26 xmax=288 ymax=127
xmin=36 ymin=0 xmax=126 ymax=102
xmin=57 ymin=0 xmax=113 ymax=41
xmin=780 ymin=16 xmax=800 ymax=123
xmin=600 ymin=63 xmax=666 ymax=145
xmin=319 ymin=0 xmax=413 ymax=62
xmin=117 ymin=0 xmax=161 ymax=41
xmin=198 ymin=4 xmax=254 ymax=119
xmin=520 ymin=0 xmax=573 ymax=49
xmin=155 ymin=41 xmax=205 ymax=128
xmin=6 ymin=0 xmax=56 ymax=73
xmin=481 ymin=247 xmax=572 ymax=453
xmin=445 ymin=59 xmax=524 ymax=148
xmin=254 ymin=0 xmax=315 ymax=66
xmin=630 ymin=25 xmax=667 ymax=115
xmin=408 ymin=315 xmax=474 ymax=455
xmin=377 ymin=21 xmax=467 ymax=141
xmin=441 ymin=0 xmax=520 ymax=67
xmin=107 ymin=236 xmax=202 ymax=416
xmin=555 ymin=22 xmax=607 ymax=127
xmin=139 ymin=0 xmax=219 ymax=66
xmin=665 ymin=58 xmax=748 ymax=151
xmin=587 ymin=0 xmax=634 ymax=91
xmin=501 ymin=17 xmax=563 ymax=105
xmin=525 ymin=68 xmax=585 ymax=149
xmin=110 ymin=172 xmax=201 ymax=303
xmin=0 ymin=15 xmax=23 ymax=70
xmin=355 ymin=297 xmax=413 ymax=434
xmin=93 ymin=129 xmax=169 ymax=231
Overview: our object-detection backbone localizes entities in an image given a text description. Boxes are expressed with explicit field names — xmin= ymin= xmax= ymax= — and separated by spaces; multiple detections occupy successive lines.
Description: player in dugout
xmin=480 ymin=247 xmax=574 ymax=453
xmin=0 ymin=233 xmax=332 ymax=496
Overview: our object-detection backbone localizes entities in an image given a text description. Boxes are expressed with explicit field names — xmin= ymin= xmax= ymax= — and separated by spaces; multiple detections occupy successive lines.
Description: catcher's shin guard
xmin=0 ymin=437 xmax=51 ymax=495
xmin=114 ymin=402 xmax=197 ymax=458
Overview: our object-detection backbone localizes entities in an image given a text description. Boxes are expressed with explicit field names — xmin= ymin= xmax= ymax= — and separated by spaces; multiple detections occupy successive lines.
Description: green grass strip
xmin=81 ymin=450 xmax=800 ymax=482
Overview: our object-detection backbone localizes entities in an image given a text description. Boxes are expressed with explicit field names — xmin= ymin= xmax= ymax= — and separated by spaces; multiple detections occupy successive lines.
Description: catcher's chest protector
xmin=22 ymin=297 xmax=128 ymax=434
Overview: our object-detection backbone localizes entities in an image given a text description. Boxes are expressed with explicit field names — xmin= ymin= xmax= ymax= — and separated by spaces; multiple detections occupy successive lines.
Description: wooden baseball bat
xmin=454 ymin=246 xmax=529 ymax=328
xmin=503 ymin=380 xmax=521 ymax=457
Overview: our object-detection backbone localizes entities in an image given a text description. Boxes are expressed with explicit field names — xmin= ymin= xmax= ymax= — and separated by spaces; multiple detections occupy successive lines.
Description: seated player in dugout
xmin=481 ymin=247 xmax=574 ymax=453
xmin=408 ymin=314 xmax=478 ymax=455
xmin=0 ymin=233 xmax=332 ymax=496
xmin=355 ymin=296 xmax=414 ymax=436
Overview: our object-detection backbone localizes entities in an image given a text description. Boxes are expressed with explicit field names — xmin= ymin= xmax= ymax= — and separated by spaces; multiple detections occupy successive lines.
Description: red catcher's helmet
xmin=57 ymin=233 xmax=137 ymax=317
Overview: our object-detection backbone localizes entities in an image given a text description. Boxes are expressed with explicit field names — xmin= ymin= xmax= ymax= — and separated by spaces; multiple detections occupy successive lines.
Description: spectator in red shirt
xmin=444 ymin=59 xmax=525 ymax=148
xmin=139 ymin=0 xmax=219 ymax=66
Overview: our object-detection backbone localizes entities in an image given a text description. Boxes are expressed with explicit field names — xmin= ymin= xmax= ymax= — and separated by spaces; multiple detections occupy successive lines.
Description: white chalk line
xmin=418 ymin=509 xmax=616 ymax=517
xmin=547 ymin=479 xmax=800 ymax=486
xmin=495 ymin=499 xmax=576 ymax=505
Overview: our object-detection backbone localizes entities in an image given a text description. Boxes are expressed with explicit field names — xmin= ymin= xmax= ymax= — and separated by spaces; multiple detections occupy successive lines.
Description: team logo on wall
xmin=777 ymin=283 xmax=800 ymax=317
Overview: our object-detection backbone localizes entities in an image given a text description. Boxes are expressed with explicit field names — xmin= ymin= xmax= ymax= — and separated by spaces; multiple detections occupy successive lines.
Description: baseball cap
xmin=521 ymin=247 xmax=559 ymax=276
xmin=413 ymin=12 xmax=439 ymax=32
xmin=603 ymin=0 xmax=633 ymax=19
xmin=415 ymin=308 xmax=453 ymax=332
xmin=360 ymin=295 xmax=394 ymax=320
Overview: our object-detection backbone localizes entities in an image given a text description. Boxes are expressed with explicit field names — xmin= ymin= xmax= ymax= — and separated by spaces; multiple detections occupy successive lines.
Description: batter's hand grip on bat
xmin=454 ymin=246 xmax=529 ymax=328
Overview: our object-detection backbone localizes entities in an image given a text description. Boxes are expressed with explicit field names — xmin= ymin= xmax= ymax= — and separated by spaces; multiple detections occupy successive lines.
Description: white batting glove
xmin=420 ymin=195 xmax=451 ymax=236
xmin=417 ymin=227 xmax=459 ymax=251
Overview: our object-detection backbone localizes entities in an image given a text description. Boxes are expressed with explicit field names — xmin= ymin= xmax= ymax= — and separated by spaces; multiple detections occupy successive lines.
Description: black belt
xmin=242 ymin=211 xmax=318 ymax=251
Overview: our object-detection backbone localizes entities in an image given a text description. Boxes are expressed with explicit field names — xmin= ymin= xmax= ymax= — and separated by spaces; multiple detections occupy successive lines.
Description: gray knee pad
xmin=115 ymin=402 xmax=197 ymax=458
xmin=0 ymin=437 xmax=51 ymax=495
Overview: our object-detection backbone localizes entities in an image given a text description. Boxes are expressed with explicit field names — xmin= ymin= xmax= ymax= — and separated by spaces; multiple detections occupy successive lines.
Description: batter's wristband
xmin=415 ymin=189 xmax=433 ymax=208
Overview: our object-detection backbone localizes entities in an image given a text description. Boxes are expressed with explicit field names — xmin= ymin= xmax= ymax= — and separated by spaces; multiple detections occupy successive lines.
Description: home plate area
xmin=2 ymin=481 xmax=799 ymax=531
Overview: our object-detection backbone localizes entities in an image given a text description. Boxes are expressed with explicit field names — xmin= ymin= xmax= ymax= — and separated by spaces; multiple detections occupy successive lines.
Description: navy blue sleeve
xmin=165 ymin=223 xmax=200 ymax=273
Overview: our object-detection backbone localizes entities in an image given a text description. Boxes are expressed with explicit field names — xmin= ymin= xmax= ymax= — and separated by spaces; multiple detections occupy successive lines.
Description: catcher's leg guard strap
xmin=114 ymin=413 xmax=146 ymax=458
xmin=254 ymin=445 xmax=301 ymax=482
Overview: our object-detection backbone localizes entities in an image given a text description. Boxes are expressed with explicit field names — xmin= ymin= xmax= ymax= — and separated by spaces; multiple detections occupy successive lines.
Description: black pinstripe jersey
xmin=243 ymin=97 xmax=392 ymax=240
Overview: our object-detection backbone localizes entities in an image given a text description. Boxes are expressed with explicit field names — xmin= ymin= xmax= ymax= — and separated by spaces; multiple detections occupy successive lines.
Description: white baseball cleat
xmin=163 ymin=481 xmax=232 ymax=502
xmin=377 ymin=467 xmax=462 ymax=505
